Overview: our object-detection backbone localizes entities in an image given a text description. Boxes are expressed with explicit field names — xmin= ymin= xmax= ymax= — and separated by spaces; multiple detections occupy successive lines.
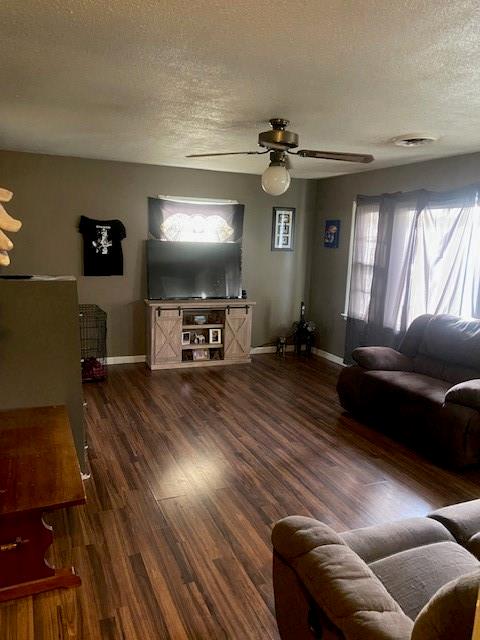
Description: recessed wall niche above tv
xmin=147 ymin=196 xmax=244 ymax=300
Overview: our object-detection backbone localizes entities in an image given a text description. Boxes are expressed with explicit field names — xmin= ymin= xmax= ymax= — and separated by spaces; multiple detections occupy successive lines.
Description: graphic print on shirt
xmin=92 ymin=225 xmax=113 ymax=255
xmin=78 ymin=215 xmax=127 ymax=276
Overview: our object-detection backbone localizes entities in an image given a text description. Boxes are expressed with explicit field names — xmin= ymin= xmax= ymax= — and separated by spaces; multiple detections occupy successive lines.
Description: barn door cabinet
xmin=145 ymin=299 xmax=255 ymax=370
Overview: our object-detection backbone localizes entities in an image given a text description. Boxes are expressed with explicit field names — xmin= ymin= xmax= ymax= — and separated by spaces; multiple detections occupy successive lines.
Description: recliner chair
xmin=272 ymin=499 xmax=480 ymax=640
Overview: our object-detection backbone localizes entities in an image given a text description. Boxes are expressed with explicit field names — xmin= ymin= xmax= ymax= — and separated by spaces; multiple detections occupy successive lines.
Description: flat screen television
xmin=146 ymin=240 xmax=242 ymax=300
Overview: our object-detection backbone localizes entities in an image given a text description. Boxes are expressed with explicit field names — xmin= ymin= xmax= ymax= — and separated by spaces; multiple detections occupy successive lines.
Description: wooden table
xmin=0 ymin=406 xmax=86 ymax=602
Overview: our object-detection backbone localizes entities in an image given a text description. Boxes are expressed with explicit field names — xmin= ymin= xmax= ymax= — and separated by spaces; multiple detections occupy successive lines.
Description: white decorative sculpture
xmin=0 ymin=188 xmax=22 ymax=267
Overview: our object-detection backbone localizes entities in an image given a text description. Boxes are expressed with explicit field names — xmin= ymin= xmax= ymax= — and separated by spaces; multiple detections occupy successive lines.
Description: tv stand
xmin=145 ymin=299 xmax=255 ymax=370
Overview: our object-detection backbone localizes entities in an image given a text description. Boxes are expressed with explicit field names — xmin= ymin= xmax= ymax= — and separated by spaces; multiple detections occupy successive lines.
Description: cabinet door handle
xmin=178 ymin=306 xmax=182 ymax=316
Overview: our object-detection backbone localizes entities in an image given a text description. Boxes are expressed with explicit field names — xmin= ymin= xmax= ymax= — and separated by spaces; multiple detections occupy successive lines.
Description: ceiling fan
xmin=186 ymin=118 xmax=374 ymax=195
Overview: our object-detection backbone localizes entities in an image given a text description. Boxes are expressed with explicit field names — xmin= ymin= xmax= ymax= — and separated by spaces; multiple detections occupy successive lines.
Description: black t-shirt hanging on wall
xmin=79 ymin=216 xmax=126 ymax=276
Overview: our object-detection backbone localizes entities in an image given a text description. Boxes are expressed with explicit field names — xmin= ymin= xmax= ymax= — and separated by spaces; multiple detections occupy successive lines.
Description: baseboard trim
xmin=106 ymin=355 xmax=146 ymax=365
xmin=311 ymin=347 xmax=345 ymax=366
xmin=250 ymin=345 xmax=295 ymax=354
xmin=106 ymin=347 xmax=344 ymax=366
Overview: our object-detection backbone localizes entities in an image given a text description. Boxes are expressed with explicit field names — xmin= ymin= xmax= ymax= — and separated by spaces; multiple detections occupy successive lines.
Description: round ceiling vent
xmin=391 ymin=133 xmax=439 ymax=147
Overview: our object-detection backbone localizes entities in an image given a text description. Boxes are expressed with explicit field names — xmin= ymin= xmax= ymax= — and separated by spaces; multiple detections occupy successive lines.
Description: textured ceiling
xmin=1 ymin=0 xmax=480 ymax=178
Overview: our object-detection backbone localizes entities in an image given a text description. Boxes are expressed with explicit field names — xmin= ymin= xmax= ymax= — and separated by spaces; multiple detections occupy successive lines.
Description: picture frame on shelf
xmin=271 ymin=207 xmax=295 ymax=251
xmin=209 ymin=328 xmax=222 ymax=344
xmin=192 ymin=349 xmax=210 ymax=361
xmin=182 ymin=331 xmax=191 ymax=345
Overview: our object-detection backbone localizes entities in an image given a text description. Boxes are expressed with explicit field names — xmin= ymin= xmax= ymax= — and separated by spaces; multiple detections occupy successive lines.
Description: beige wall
xmin=310 ymin=151 xmax=480 ymax=358
xmin=0 ymin=150 xmax=316 ymax=356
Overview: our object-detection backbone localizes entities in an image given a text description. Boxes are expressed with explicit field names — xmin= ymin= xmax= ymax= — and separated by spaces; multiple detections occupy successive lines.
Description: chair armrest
xmin=272 ymin=516 xmax=413 ymax=640
xmin=429 ymin=499 xmax=480 ymax=547
xmin=352 ymin=346 xmax=413 ymax=372
xmin=444 ymin=380 xmax=480 ymax=410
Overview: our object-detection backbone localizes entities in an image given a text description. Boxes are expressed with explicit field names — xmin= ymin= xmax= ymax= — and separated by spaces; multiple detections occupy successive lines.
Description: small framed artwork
xmin=271 ymin=207 xmax=295 ymax=251
xmin=182 ymin=331 xmax=191 ymax=345
xmin=192 ymin=349 xmax=210 ymax=361
xmin=324 ymin=219 xmax=340 ymax=248
xmin=209 ymin=328 xmax=222 ymax=344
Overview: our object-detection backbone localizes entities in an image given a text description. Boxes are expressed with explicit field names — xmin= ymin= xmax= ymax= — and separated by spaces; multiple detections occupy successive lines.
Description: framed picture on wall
xmin=271 ymin=207 xmax=295 ymax=251
xmin=324 ymin=219 xmax=340 ymax=248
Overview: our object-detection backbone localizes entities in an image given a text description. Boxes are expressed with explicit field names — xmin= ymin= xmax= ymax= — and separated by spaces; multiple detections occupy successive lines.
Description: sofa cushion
xmin=413 ymin=353 xmax=480 ymax=385
xmin=369 ymin=541 xmax=480 ymax=620
xmin=417 ymin=314 xmax=480 ymax=372
xmin=411 ymin=570 xmax=480 ymax=640
xmin=399 ymin=314 xmax=433 ymax=357
xmin=340 ymin=517 xmax=455 ymax=564
xmin=365 ymin=370 xmax=450 ymax=405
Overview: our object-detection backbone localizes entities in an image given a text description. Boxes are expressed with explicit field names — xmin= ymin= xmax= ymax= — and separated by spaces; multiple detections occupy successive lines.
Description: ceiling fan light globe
xmin=261 ymin=165 xmax=291 ymax=196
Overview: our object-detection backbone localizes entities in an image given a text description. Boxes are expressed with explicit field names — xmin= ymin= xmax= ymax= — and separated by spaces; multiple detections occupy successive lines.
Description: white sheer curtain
xmin=348 ymin=198 xmax=379 ymax=322
xmin=408 ymin=199 xmax=480 ymax=323
xmin=345 ymin=186 xmax=480 ymax=361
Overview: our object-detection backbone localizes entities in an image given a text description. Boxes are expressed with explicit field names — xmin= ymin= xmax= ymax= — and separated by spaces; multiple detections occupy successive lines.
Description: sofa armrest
xmin=272 ymin=516 xmax=413 ymax=640
xmin=429 ymin=499 xmax=480 ymax=548
xmin=444 ymin=380 xmax=480 ymax=410
xmin=352 ymin=346 xmax=413 ymax=372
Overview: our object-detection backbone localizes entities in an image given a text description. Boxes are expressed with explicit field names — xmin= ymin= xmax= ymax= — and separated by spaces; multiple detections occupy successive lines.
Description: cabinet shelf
xmin=182 ymin=324 xmax=224 ymax=329
xmin=182 ymin=343 xmax=223 ymax=350
xmin=145 ymin=299 xmax=255 ymax=370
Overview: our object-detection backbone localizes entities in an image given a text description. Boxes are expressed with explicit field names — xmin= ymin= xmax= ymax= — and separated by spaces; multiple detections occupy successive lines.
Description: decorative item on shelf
xmin=182 ymin=331 xmax=191 ymax=345
xmin=242 ymin=289 xmax=247 ymax=299
xmin=193 ymin=333 xmax=206 ymax=345
xmin=292 ymin=301 xmax=316 ymax=357
xmin=193 ymin=315 xmax=207 ymax=325
xmin=272 ymin=207 xmax=295 ymax=251
xmin=209 ymin=328 xmax=222 ymax=344
xmin=324 ymin=219 xmax=340 ymax=248
xmin=276 ymin=336 xmax=287 ymax=358
xmin=192 ymin=349 xmax=210 ymax=361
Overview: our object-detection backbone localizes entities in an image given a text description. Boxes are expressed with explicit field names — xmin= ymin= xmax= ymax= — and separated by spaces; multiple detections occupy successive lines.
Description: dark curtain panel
xmin=344 ymin=185 xmax=479 ymax=363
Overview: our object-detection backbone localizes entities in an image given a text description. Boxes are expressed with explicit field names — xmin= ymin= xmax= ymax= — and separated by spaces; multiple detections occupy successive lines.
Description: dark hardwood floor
xmin=2 ymin=354 xmax=480 ymax=639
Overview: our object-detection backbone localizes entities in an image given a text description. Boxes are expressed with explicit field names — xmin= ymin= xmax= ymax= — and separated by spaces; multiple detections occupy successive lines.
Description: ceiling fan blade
xmin=295 ymin=149 xmax=374 ymax=163
xmin=186 ymin=150 xmax=266 ymax=158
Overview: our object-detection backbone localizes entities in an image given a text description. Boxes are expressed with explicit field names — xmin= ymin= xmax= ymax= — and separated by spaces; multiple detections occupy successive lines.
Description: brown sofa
xmin=272 ymin=499 xmax=480 ymax=640
xmin=337 ymin=314 xmax=480 ymax=468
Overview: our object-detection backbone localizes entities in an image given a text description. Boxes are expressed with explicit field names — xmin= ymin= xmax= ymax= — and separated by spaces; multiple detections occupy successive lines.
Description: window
xmin=345 ymin=188 xmax=480 ymax=337
xmin=346 ymin=199 xmax=379 ymax=322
